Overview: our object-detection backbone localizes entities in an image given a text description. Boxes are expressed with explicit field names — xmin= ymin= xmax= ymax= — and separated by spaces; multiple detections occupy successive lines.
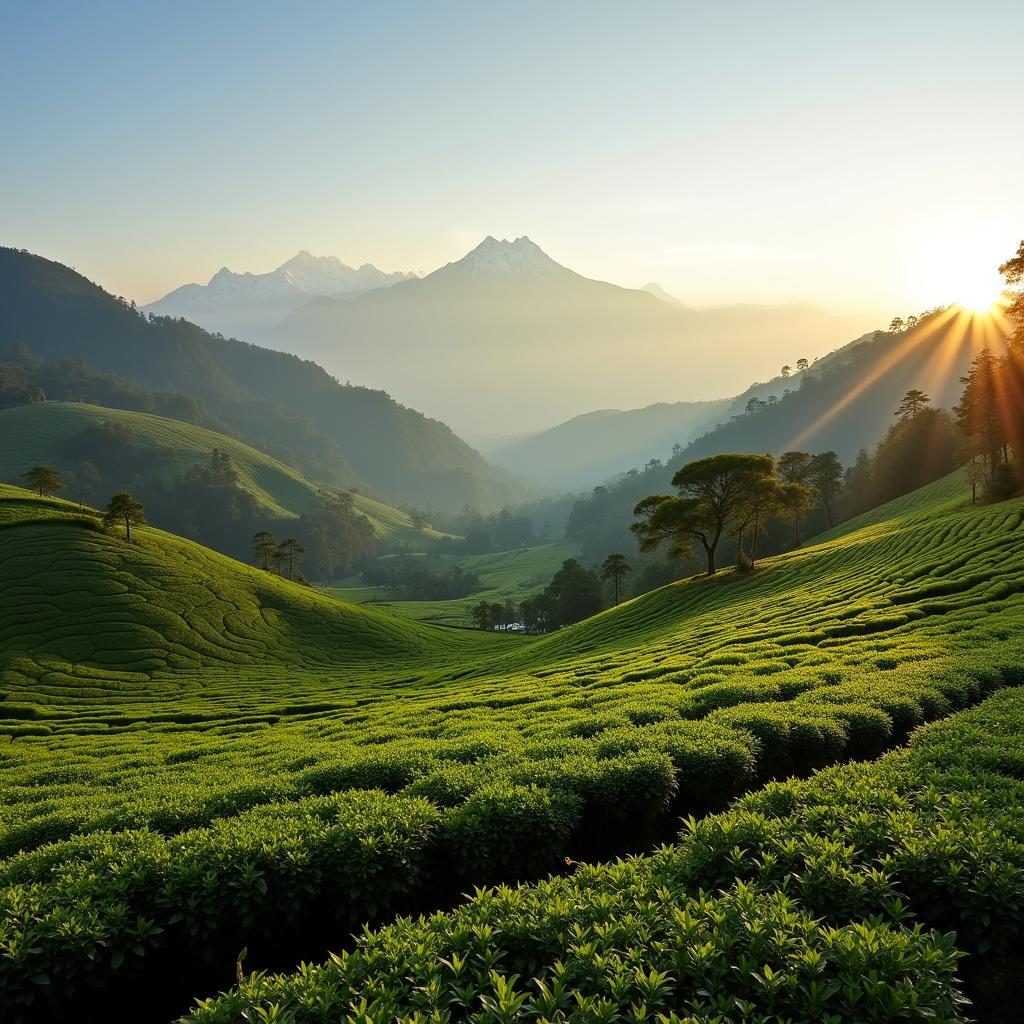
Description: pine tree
xmin=22 ymin=465 xmax=63 ymax=497
xmin=103 ymin=491 xmax=146 ymax=541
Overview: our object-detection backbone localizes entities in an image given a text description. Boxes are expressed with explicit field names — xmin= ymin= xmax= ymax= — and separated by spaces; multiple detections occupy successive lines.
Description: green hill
xmin=0 ymin=401 xmax=446 ymax=544
xmin=0 ymin=485 xmax=490 ymax=692
xmin=3 ymin=471 xmax=1024 ymax=1021
xmin=0 ymin=247 xmax=521 ymax=513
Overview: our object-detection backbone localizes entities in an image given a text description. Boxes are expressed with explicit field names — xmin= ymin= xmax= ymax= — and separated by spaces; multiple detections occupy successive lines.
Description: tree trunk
xmin=704 ymin=544 xmax=716 ymax=576
xmin=125 ymin=515 xmax=131 ymax=542
xmin=824 ymin=501 xmax=834 ymax=528
xmin=794 ymin=512 xmax=802 ymax=547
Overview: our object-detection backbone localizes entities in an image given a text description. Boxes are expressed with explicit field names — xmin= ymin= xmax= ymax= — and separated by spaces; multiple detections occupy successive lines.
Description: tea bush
xmin=184 ymin=688 xmax=1024 ymax=1023
xmin=2 ymin=472 xmax=1024 ymax=1017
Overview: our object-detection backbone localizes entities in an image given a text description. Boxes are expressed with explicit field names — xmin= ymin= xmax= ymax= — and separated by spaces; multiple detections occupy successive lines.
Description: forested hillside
xmin=0 ymin=248 xmax=520 ymax=513
xmin=563 ymin=307 xmax=1009 ymax=562
xmin=0 ymin=402 xmax=445 ymax=566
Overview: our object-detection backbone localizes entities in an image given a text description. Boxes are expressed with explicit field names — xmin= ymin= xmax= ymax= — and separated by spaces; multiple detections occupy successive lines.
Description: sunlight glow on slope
xmin=783 ymin=305 xmax=1008 ymax=453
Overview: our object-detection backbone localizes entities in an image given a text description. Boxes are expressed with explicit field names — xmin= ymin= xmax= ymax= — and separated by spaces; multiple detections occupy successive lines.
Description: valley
xmin=3 ymin=14 xmax=1023 ymax=1018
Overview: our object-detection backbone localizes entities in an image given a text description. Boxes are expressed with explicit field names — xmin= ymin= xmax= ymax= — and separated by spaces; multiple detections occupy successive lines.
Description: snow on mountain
xmin=429 ymin=235 xmax=573 ymax=281
xmin=142 ymin=252 xmax=417 ymax=340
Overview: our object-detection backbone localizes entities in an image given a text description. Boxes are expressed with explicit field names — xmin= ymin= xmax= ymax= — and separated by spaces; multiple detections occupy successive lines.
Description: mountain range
xmin=483 ymin=399 xmax=729 ymax=489
xmin=147 ymin=236 xmax=879 ymax=435
xmin=0 ymin=247 xmax=516 ymax=514
xmin=142 ymin=250 xmax=417 ymax=340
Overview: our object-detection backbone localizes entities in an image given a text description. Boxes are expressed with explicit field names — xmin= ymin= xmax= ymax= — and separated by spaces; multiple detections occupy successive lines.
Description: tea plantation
xmin=2 ymin=469 xmax=1024 ymax=1021
xmin=187 ymin=687 xmax=1024 ymax=1024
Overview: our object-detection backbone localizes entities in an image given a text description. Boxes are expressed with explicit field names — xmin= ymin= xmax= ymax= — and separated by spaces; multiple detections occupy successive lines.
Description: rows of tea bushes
xmin=184 ymin=687 xmax=1024 ymax=1023
xmin=3 ymin=475 xmax=1024 ymax=1017
xmin=1 ymin=660 xmax=1020 ymax=1016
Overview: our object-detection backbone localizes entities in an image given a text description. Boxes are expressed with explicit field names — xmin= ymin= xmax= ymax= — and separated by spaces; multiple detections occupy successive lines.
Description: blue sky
xmin=1 ymin=0 xmax=1021 ymax=311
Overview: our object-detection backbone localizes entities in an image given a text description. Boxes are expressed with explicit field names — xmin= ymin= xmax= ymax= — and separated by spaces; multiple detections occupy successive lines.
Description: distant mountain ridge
xmin=485 ymin=399 xmax=729 ymax=489
xmin=273 ymin=236 xmax=878 ymax=434
xmin=0 ymin=247 xmax=519 ymax=514
xmin=142 ymin=250 xmax=417 ymax=340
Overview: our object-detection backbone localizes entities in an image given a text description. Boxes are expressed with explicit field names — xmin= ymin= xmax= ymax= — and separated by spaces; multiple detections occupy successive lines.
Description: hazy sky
xmin=2 ymin=1 xmax=1021 ymax=314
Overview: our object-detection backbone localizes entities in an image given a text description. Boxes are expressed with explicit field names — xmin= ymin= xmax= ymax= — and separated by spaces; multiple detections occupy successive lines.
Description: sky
xmin=1 ymin=0 xmax=1022 ymax=315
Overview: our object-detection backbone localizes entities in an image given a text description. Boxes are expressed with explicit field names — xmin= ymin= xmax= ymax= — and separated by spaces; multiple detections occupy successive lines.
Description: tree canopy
xmin=103 ymin=490 xmax=146 ymax=541
xmin=22 ymin=464 xmax=62 ymax=497
xmin=632 ymin=453 xmax=776 ymax=576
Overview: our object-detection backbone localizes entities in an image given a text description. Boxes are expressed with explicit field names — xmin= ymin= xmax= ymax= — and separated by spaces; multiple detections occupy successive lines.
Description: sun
xmin=912 ymin=236 xmax=1007 ymax=315
xmin=955 ymin=269 xmax=1005 ymax=314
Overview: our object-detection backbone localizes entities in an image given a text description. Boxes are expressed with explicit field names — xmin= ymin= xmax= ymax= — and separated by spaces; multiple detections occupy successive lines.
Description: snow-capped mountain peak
xmin=141 ymin=251 xmax=419 ymax=340
xmin=434 ymin=235 xmax=569 ymax=280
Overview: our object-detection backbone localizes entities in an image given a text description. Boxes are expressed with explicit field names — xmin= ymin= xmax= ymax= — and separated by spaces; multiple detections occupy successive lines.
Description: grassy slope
xmin=0 ymin=402 xmax=447 ymax=543
xmin=3 ymin=470 xmax=1024 ymax=1020
xmin=510 ymin=468 xmax=1006 ymax=668
xmin=0 ymin=485 xmax=496 ymax=694
xmin=327 ymin=540 xmax=580 ymax=624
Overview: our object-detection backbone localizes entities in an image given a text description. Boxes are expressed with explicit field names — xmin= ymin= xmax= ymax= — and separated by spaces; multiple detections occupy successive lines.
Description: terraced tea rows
xmin=2 ymin=471 xmax=1024 ymax=1019
xmin=185 ymin=685 xmax=1024 ymax=1024
xmin=0 ymin=486 xmax=493 ymax=695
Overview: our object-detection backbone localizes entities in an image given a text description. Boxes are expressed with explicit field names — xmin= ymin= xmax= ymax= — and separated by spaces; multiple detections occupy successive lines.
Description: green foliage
xmin=0 ymin=400 xmax=447 ymax=558
xmin=3 ymin=471 xmax=1024 ymax=1018
xmin=183 ymin=689 xmax=1024 ymax=1023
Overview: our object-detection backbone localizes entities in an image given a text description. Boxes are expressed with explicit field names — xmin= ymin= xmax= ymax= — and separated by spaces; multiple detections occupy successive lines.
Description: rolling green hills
xmin=2 ymin=470 xmax=1024 ymax=1020
xmin=0 ymin=484 xmax=491 ymax=693
xmin=0 ymin=247 xmax=522 ymax=513
xmin=0 ymin=401 xmax=446 ymax=544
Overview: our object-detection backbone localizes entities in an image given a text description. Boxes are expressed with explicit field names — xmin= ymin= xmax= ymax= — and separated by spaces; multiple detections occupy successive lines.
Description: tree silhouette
xmin=277 ymin=538 xmax=306 ymax=580
xmin=889 ymin=317 xmax=905 ymax=332
xmin=22 ymin=464 xmax=62 ymax=497
xmin=895 ymin=389 xmax=931 ymax=421
xmin=778 ymin=450 xmax=812 ymax=485
xmin=796 ymin=357 xmax=809 ymax=372
xmin=470 ymin=601 xmax=493 ymax=631
xmin=780 ymin=365 xmax=791 ymax=378
xmin=633 ymin=453 xmax=775 ymax=576
xmin=600 ymin=553 xmax=632 ymax=605
xmin=780 ymin=481 xmax=814 ymax=547
xmin=808 ymin=451 xmax=843 ymax=528
xmin=956 ymin=350 xmax=1005 ymax=489
xmin=252 ymin=530 xmax=277 ymax=571
xmin=103 ymin=490 xmax=146 ymax=541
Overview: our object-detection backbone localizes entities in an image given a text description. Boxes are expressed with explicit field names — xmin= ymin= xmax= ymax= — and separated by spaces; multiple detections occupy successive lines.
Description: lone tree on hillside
xmin=633 ymin=452 xmax=776 ymax=576
xmin=23 ymin=465 xmax=63 ymax=497
xmin=600 ymin=553 xmax=632 ymax=605
xmin=277 ymin=538 xmax=306 ymax=580
xmin=796 ymin=357 xmax=809 ymax=372
xmin=252 ymin=530 xmax=277 ymax=571
xmin=103 ymin=491 xmax=146 ymax=541
xmin=896 ymin=389 xmax=931 ymax=421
